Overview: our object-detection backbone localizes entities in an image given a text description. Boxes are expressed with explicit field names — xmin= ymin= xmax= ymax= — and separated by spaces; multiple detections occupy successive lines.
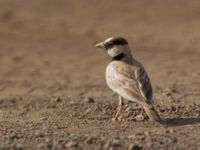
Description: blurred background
xmin=0 ymin=0 xmax=200 ymax=149
xmin=0 ymin=0 xmax=199 ymax=98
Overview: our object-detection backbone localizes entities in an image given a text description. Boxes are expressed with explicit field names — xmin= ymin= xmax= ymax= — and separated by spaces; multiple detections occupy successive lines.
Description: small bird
xmin=95 ymin=37 xmax=161 ymax=122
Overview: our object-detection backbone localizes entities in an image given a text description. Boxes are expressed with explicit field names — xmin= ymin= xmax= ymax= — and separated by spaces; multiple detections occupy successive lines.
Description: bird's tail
xmin=143 ymin=104 xmax=161 ymax=122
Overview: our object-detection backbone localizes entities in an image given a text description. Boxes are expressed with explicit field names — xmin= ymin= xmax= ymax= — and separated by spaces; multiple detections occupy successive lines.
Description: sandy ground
xmin=0 ymin=0 xmax=200 ymax=149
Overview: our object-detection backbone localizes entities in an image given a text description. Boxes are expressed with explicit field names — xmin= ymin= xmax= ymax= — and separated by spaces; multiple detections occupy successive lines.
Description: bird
xmin=95 ymin=37 xmax=161 ymax=122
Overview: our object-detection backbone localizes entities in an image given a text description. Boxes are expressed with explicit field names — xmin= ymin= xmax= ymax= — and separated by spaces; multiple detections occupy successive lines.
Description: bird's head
xmin=95 ymin=37 xmax=131 ymax=60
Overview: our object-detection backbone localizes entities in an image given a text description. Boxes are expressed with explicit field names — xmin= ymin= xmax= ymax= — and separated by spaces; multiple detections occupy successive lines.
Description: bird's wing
xmin=134 ymin=64 xmax=153 ymax=102
xmin=111 ymin=61 xmax=153 ymax=103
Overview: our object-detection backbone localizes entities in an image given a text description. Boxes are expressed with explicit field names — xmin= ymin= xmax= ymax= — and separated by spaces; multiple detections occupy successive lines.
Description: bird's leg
xmin=113 ymin=96 xmax=124 ymax=121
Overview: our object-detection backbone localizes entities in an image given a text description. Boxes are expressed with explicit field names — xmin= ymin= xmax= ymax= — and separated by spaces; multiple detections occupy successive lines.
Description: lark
xmin=95 ymin=37 xmax=161 ymax=122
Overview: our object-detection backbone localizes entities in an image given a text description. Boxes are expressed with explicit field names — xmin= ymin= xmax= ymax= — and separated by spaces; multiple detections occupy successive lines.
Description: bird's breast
xmin=105 ymin=61 xmax=141 ymax=102
xmin=106 ymin=63 xmax=118 ymax=84
xmin=106 ymin=61 xmax=136 ymax=80
xmin=105 ymin=61 xmax=135 ymax=91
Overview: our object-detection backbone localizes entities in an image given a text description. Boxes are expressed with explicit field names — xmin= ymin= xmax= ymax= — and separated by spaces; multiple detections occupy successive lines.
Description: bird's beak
xmin=95 ymin=42 xmax=105 ymax=48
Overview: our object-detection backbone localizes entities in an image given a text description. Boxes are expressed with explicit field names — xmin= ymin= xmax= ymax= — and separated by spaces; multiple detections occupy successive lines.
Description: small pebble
xmin=85 ymin=137 xmax=93 ymax=144
xmin=54 ymin=97 xmax=62 ymax=102
xmin=103 ymin=140 xmax=111 ymax=149
xmin=37 ymin=143 xmax=45 ymax=149
xmin=128 ymin=144 xmax=142 ymax=150
xmin=45 ymin=137 xmax=52 ymax=143
xmin=65 ymin=141 xmax=78 ymax=148
xmin=112 ymin=139 xmax=121 ymax=147
xmin=14 ymin=143 xmax=23 ymax=150
xmin=35 ymin=131 xmax=45 ymax=137
xmin=165 ymin=129 xmax=174 ymax=133
xmin=173 ymin=137 xmax=178 ymax=143
xmin=84 ymin=96 xmax=95 ymax=103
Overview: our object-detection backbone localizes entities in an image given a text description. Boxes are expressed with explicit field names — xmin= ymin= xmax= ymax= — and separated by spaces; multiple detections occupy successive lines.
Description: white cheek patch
xmin=107 ymin=46 xmax=123 ymax=57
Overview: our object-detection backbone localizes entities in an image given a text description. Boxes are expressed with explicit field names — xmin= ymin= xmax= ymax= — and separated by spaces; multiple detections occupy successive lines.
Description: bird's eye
xmin=105 ymin=43 xmax=114 ymax=49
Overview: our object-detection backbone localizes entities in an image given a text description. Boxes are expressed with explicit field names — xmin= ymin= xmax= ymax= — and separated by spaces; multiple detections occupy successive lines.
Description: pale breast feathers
xmin=109 ymin=61 xmax=153 ymax=102
xmin=107 ymin=62 xmax=139 ymax=94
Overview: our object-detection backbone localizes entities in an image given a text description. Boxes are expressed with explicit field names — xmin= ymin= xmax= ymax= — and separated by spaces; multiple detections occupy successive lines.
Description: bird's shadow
xmin=162 ymin=117 xmax=200 ymax=127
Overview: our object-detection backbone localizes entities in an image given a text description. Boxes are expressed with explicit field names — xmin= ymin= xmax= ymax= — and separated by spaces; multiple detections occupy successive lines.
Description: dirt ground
xmin=0 ymin=0 xmax=200 ymax=150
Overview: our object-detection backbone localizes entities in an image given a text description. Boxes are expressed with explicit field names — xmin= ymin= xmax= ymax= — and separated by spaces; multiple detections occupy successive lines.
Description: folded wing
xmin=134 ymin=64 xmax=153 ymax=102
xmin=110 ymin=61 xmax=153 ymax=103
